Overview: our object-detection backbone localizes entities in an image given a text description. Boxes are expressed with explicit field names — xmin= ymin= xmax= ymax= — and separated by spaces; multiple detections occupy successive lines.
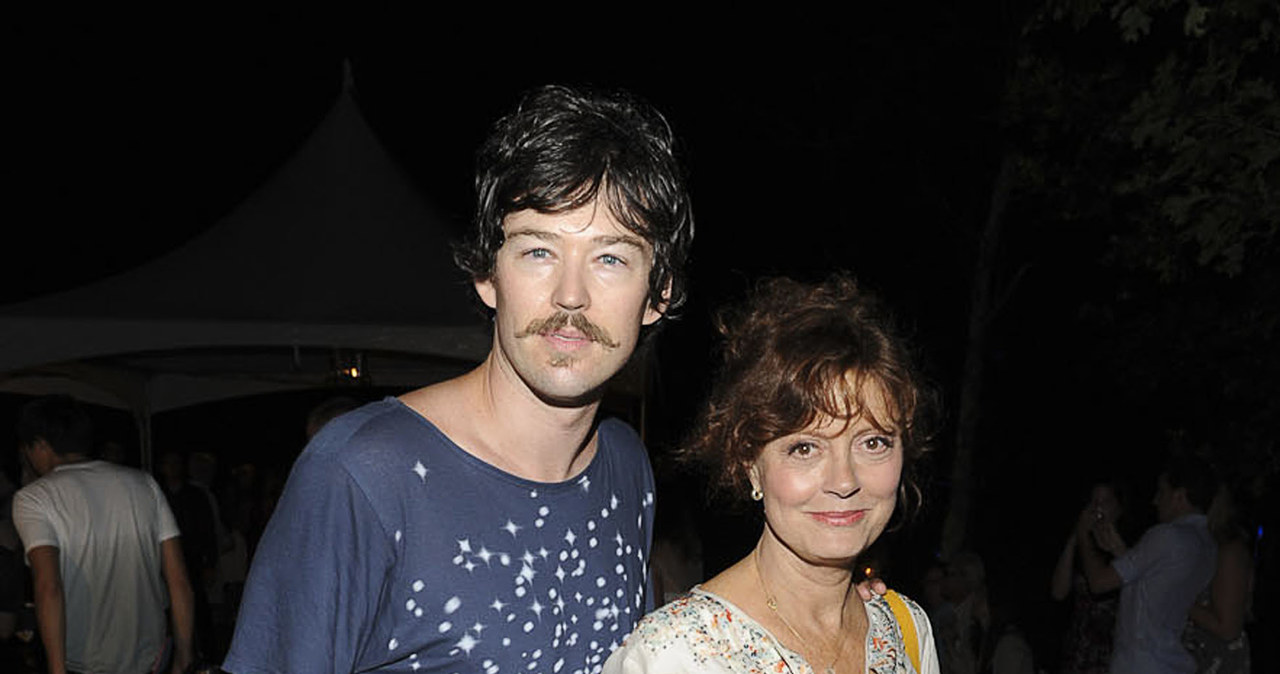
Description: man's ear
xmin=642 ymin=279 xmax=673 ymax=326
xmin=475 ymin=276 xmax=498 ymax=310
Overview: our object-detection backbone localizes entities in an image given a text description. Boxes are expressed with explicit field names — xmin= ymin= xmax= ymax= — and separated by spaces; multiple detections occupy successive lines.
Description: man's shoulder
xmin=303 ymin=398 xmax=433 ymax=464
xmin=598 ymin=417 xmax=645 ymax=456
xmin=1142 ymin=514 xmax=1211 ymax=549
xmin=288 ymin=398 xmax=464 ymax=505
xmin=18 ymin=461 xmax=146 ymax=496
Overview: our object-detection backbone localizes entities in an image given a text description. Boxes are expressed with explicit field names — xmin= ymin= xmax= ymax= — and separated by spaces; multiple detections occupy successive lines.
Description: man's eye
xmin=599 ymin=254 xmax=625 ymax=266
xmin=524 ymin=248 xmax=552 ymax=259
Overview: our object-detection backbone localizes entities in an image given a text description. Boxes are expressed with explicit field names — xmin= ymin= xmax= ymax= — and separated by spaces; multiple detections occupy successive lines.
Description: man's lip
xmin=807 ymin=510 xmax=868 ymax=525
xmin=546 ymin=329 xmax=589 ymax=341
xmin=543 ymin=330 xmax=592 ymax=349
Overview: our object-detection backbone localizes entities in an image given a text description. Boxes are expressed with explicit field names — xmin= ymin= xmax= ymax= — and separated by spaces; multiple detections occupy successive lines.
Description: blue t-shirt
xmin=223 ymin=398 xmax=656 ymax=674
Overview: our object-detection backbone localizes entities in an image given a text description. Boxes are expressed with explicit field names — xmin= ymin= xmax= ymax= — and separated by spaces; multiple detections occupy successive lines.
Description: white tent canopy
xmin=0 ymin=85 xmax=491 ymax=460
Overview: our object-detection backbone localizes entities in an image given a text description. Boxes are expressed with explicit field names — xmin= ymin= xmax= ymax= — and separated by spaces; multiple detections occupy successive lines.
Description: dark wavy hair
xmin=17 ymin=394 xmax=94 ymax=457
xmin=684 ymin=276 xmax=936 ymax=519
xmin=455 ymin=84 xmax=694 ymax=316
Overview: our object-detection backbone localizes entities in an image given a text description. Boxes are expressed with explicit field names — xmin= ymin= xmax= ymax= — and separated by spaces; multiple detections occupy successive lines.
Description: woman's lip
xmin=808 ymin=510 xmax=868 ymax=526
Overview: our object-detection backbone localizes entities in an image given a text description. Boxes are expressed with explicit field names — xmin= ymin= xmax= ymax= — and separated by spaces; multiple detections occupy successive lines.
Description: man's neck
xmin=48 ymin=453 xmax=92 ymax=471
xmin=402 ymin=355 xmax=605 ymax=483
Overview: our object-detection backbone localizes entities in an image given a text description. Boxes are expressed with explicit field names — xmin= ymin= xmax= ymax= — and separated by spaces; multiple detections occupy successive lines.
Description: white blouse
xmin=605 ymin=587 xmax=939 ymax=674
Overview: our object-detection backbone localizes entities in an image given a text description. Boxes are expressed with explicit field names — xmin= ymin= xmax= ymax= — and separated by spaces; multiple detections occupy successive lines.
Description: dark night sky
xmin=3 ymin=12 xmax=1106 ymax=496
xmin=10 ymin=6 xmax=1254 ymax=640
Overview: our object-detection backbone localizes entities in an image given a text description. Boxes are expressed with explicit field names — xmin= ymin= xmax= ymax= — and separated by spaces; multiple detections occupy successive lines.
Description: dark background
xmin=5 ymin=5 xmax=1276 ymax=668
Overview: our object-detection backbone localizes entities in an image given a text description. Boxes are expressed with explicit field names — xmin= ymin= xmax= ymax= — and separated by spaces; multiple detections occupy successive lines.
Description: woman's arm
xmin=1051 ymin=532 xmax=1076 ymax=601
xmin=1188 ymin=540 xmax=1251 ymax=641
xmin=1092 ymin=520 xmax=1128 ymax=558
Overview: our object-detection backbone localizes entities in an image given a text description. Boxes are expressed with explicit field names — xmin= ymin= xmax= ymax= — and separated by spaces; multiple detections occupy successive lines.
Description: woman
xmin=606 ymin=276 xmax=939 ymax=673
xmin=1182 ymin=485 xmax=1254 ymax=674
xmin=1050 ymin=482 xmax=1127 ymax=674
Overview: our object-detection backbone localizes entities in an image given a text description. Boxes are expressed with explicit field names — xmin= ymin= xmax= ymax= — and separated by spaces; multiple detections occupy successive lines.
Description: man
xmin=936 ymin=551 xmax=989 ymax=674
xmin=223 ymin=85 xmax=694 ymax=673
xmin=1077 ymin=454 xmax=1218 ymax=674
xmin=12 ymin=395 xmax=196 ymax=674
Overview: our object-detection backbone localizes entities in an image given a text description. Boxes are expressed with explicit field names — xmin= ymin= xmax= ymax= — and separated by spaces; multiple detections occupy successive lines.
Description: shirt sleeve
xmin=1112 ymin=524 xmax=1170 ymax=585
xmin=603 ymin=624 xmax=735 ymax=674
xmin=148 ymin=475 xmax=182 ymax=543
xmin=221 ymin=449 xmax=394 ymax=674
xmin=11 ymin=488 xmax=58 ymax=558
xmin=602 ymin=640 xmax=705 ymax=674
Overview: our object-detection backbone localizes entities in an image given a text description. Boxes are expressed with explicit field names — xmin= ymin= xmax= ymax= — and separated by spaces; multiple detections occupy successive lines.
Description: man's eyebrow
xmin=504 ymin=228 xmax=559 ymax=243
xmin=592 ymin=234 xmax=647 ymax=250
xmin=504 ymin=229 xmax=647 ymax=250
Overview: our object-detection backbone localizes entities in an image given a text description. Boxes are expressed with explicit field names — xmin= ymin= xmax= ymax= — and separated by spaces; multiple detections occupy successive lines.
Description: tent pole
xmin=136 ymin=399 xmax=153 ymax=472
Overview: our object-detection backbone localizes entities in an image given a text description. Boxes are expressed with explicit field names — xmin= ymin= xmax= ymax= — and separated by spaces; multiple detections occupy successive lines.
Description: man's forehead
xmin=502 ymin=208 xmax=653 ymax=251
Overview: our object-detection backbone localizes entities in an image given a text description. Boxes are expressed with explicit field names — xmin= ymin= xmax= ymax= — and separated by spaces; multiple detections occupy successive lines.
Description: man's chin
xmin=531 ymin=381 xmax=610 ymax=409
xmin=524 ymin=367 xmax=612 ymax=408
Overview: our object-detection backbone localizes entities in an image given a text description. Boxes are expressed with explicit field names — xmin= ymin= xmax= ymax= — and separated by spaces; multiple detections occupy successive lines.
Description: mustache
xmin=515 ymin=312 xmax=620 ymax=349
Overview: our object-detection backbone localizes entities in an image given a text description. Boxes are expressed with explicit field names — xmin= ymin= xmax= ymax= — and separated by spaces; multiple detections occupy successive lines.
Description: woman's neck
xmin=753 ymin=532 xmax=859 ymax=631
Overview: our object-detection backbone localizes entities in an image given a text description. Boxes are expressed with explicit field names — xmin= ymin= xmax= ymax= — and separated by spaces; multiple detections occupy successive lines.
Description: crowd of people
xmin=0 ymin=84 xmax=1263 ymax=674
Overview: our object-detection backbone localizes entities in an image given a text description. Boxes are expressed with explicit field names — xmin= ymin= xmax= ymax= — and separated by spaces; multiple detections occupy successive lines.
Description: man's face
xmin=20 ymin=440 xmax=53 ymax=478
xmin=476 ymin=201 xmax=665 ymax=405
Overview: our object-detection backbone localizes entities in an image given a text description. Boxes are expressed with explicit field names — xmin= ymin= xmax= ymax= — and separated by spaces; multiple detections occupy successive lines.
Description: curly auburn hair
xmin=455 ymin=84 xmax=694 ymax=317
xmin=684 ymin=275 xmax=935 ymax=514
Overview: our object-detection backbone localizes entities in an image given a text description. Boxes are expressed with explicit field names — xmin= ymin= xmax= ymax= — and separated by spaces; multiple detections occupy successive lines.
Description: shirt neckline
xmin=383 ymin=396 xmax=612 ymax=491
xmin=689 ymin=585 xmax=877 ymax=673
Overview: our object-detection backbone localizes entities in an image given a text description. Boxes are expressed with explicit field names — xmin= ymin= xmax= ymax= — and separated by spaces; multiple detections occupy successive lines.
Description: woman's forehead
xmin=818 ymin=375 xmax=896 ymax=423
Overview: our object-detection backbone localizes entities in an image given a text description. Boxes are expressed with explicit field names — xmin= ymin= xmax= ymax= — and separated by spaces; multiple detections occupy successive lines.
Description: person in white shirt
xmin=13 ymin=395 xmax=196 ymax=674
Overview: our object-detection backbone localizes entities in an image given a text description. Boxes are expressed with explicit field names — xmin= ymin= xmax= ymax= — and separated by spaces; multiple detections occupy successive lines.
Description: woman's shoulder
xmin=607 ymin=589 xmax=791 ymax=673
xmin=867 ymin=590 xmax=931 ymax=627
xmin=865 ymin=591 xmax=940 ymax=674
xmin=626 ymin=589 xmax=744 ymax=643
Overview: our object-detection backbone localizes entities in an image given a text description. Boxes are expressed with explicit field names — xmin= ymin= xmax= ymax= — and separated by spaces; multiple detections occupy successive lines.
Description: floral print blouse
xmin=603 ymin=587 xmax=939 ymax=674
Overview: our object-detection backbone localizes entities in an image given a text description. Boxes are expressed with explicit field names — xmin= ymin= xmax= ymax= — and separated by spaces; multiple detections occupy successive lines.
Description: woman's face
xmin=749 ymin=383 xmax=903 ymax=567
xmin=1090 ymin=484 xmax=1122 ymax=523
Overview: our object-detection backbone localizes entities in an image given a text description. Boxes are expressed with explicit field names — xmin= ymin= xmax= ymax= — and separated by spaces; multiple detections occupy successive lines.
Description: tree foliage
xmin=1027 ymin=0 xmax=1278 ymax=278
xmin=1012 ymin=0 xmax=1279 ymax=469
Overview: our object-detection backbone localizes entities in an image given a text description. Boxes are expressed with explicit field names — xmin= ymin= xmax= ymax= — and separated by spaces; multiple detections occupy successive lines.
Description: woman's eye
xmin=524 ymin=248 xmax=552 ymax=259
xmin=862 ymin=436 xmax=895 ymax=453
xmin=599 ymin=253 xmax=625 ymax=266
xmin=787 ymin=442 xmax=816 ymax=457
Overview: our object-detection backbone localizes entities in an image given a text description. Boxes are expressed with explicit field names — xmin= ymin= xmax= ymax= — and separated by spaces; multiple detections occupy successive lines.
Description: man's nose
xmin=552 ymin=263 xmax=590 ymax=312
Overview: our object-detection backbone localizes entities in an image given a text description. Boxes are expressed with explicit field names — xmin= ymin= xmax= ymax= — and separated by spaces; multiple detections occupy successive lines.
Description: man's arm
xmin=28 ymin=546 xmax=67 ymax=674
xmin=161 ymin=537 xmax=196 ymax=674
xmin=1076 ymin=518 xmax=1123 ymax=594
xmin=222 ymin=449 xmax=391 ymax=673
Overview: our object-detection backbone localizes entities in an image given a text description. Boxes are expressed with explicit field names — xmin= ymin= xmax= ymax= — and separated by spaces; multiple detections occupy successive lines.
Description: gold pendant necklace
xmin=754 ymin=547 xmax=850 ymax=674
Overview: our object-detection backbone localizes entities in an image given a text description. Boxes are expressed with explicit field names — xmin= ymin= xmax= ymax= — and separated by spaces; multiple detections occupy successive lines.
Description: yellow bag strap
xmin=883 ymin=590 xmax=921 ymax=673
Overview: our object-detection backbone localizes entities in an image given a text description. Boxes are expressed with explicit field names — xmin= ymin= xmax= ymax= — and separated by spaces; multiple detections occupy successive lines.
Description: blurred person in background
xmin=12 ymin=395 xmax=194 ymax=674
xmin=1052 ymin=481 xmax=1130 ymax=674
xmin=1182 ymin=481 xmax=1255 ymax=674
xmin=1077 ymin=454 xmax=1217 ymax=674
